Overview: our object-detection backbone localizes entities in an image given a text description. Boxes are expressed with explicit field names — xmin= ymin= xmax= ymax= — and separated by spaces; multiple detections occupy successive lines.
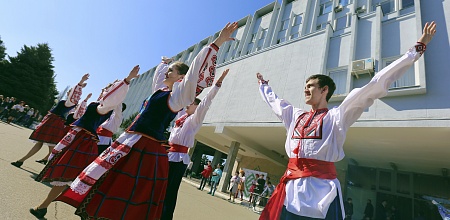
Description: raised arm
xmin=65 ymin=73 xmax=89 ymax=107
xmin=73 ymin=93 xmax=92 ymax=119
xmin=169 ymin=22 xmax=238 ymax=112
xmin=152 ymin=57 xmax=173 ymax=93
xmin=257 ymin=73 xmax=299 ymax=130
xmin=190 ymin=69 xmax=229 ymax=127
xmin=337 ymin=22 xmax=437 ymax=130
xmin=97 ymin=65 xmax=140 ymax=115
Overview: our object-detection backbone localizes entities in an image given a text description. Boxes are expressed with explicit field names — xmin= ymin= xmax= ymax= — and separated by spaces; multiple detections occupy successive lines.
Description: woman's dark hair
xmin=172 ymin=61 xmax=189 ymax=75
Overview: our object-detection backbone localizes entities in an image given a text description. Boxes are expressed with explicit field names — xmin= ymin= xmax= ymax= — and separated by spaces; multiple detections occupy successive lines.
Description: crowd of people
xmin=0 ymin=95 xmax=42 ymax=127
xmin=5 ymin=19 xmax=437 ymax=220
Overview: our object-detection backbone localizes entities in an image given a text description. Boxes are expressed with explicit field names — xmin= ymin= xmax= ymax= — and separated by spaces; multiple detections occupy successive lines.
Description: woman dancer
xmin=29 ymin=66 xmax=139 ymax=219
xmin=56 ymin=22 xmax=238 ymax=220
xmin=11 ymin=74 xmax=89 ymax=168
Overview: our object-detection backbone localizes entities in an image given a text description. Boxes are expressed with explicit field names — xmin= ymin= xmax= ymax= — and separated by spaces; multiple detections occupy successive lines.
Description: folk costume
xmin=29 ymin=84 xmax=83 ymax=145
xmin=259 ymin=43 xmax=426 ymax=220
xmin=35 ymin=79 xmax=129 ymax=187
xmin=63 ymin=99 xmax=88 ymax=134
xmin=58 ymin=44 xmax=218 ymax=220
xmin=96 ymin=107 xmax=124 ymax=155
xmin=162 ymin=83 xmax=222 ymax=220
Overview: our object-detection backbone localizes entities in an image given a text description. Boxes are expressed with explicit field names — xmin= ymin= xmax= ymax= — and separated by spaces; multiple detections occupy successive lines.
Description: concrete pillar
xmin=191 ymin=147 xmax=204 ymax=176
xmin=211 ymin=150 xmax=222 ymax=167
xmin=218 ymin=141 xmax=240 ymax=192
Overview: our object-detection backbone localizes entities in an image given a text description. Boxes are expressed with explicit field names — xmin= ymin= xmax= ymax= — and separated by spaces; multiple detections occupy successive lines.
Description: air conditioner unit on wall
xmin=351 ymin=58 xmax=375 ymax=78
xmin=355 ymin=5 xmax=366 ymax=14
xmin=334 ymin=5 xmax=343 ymax=13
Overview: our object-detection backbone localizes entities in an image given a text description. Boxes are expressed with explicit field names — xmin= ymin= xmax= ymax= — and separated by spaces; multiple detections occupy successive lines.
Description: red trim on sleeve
xmin=103 ymin=81 xmax=125 ymax=101
xmin=210 ymin=43 xmax=219 ymax=52
xmin=123 ymin=78 xmax=130 ymax=85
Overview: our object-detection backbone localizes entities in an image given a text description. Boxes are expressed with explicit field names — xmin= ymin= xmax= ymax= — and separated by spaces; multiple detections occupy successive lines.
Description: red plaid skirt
xmin=67 ymin=136 xmax=169 ymax=220
xmin=35 ymin=129 xmax=98 ymax=183
xmin=29 ymin=113 xmax=66 ymax=145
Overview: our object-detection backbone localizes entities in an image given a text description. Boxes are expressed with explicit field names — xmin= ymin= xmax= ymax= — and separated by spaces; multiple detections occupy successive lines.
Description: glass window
xmin=246 ymin=42 xmax=254 ymax=54
xmin=380 ymin=0 xmax=396 ymax=14
xmin=402 ymin=0 xmax=414 ymax=9
xmin=316 ymin=22 xmax=327 ymax=31
xmin=293 ymin=14 xmax=302 ymax=26
xmin=290 ymin=33 xmax=299 ymax=40
xmin=386 ymin=60 xmax=416 ymax=88
xmin=251 ymin=33 xmax=257 ymax=42
xmin=335 ymin=16 xmax=348 ymax=30
xmin=329 ymin=69 xmax=347 ymax=95
xmin=339 ymin=0 xmax=352 ymax=6
xmin=281 ymin=19 xmax=289 ymax=30
xmin=319 ymin=2 xmax=333 ymax=15
xmin=260 ymin=29 xmax=268 ymax=40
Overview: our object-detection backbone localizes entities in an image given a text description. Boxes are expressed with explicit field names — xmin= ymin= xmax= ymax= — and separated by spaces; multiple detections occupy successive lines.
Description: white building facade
xmin=122 ymin=0 xmax=450 ymax=218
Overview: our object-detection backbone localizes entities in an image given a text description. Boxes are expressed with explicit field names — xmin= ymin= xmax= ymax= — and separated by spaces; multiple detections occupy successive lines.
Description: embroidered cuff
xmin=259 ymin=80 xmax=269 ymax=85
xmin=414 ymin=42 xmax=426 ymax=55
xmin=210 ymin=43 xmax=219 ymax=52
xmin=215 ymin=82 xmax=222 ymax=87
xmin=124 ymin=78 xmax=130 ymax=85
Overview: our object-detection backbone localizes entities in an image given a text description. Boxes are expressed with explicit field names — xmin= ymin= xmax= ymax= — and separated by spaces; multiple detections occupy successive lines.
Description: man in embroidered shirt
xmin=161 ymin=69 xmax=229 ymax=220
xmin=258 ymin=22 xmax=436 ymax=220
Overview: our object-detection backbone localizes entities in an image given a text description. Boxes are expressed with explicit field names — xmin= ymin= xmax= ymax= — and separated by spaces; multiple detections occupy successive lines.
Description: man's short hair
xmin=306 ymin=74 xmax=336 ymax=102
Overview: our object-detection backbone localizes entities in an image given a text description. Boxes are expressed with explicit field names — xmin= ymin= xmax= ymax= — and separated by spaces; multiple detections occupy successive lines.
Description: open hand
xmin=217 ymin=69 xmax=229 ymax=83
xmin=257 ymin=73 xmax=269 ymax=84
xmin=85 ymin=93 xmax=92 ymax=101
xmin=126 ymin=65 xmax=140 ymax=83
xmin=213 ymin=22 xmax=238 ymax=47
xmin=418 ymin=21 xmax=436 ymax=45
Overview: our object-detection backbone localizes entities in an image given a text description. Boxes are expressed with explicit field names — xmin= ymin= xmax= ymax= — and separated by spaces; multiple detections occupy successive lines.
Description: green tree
xmin=0 ymin=43 xmax=57 ymax=113
xmin=120 ymin=112 xmax=139 ymax=129
xmin=0 ymin=36 xmax=6 ymax=61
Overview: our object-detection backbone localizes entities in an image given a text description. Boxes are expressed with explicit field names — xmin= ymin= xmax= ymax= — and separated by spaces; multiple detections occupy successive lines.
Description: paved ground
xmin=0 ymin=122 xmax=260 ymax=219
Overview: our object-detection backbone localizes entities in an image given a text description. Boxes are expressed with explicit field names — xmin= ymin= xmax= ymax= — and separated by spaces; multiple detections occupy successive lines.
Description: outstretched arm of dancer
xmin=190 ymin=69 xmax=229 ymax=126
xmin=73 ymin=93 xmax=92 ymax=119
xmin=257 ymin=73 xmax=300 ymax=130
xmin=338 ymin=22 xmax=437 ymax=130
xmin=152 ymin=57 xmax=173 ymax=93
xmin=65 ymin=73 xmax=89 ymax=107
xmin=169 ymin=22 xmax=238 ymax=112
xmin=97 ymin=65 xmax=140 ymax=115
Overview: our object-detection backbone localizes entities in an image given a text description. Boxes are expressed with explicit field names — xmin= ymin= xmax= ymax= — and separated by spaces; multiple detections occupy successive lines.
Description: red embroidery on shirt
xmin=175 ymin=114 xmax=189 ymax=128
xmin=291 ymin=109 xmax=328 ymax=155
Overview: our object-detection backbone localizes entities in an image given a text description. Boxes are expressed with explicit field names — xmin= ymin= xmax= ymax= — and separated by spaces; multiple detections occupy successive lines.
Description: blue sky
xmin=0 ymin=0 xmax=277 ymax=101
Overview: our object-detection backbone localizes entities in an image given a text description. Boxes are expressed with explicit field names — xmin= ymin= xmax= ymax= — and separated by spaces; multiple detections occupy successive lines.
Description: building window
xmin=251 ymin=33 xmax=257 ymax=42
xmin=402 ymin=0 xmax=414 ymax=9
xmin=293 ymin=14 xmax=302 ymax=26
xmin=319 ymin=1 xmax=333 ymax=15
xmin=260 ymin=29 xmax=268 ymax=40
xmin=338 ymin=0 xmax=352 ymax=6
xmin=373 ymin=0 xmax=396 ymax=14
xmin=281 ymin=19 xmax=289 ymax=30
xmin=335 ymin=15 xmax=350 ymax=30
xmin=328 ymin=69 xmax=347 ymax=95
xmin=385 ymin=59 xmax=416 ymax=88
xmin=316 ymin=22 xmax=327 ymax=31
xmin=246 ymin=42 xmax=254 ymax=54
xmin=290 ymin=33 xmax=300 ymax=40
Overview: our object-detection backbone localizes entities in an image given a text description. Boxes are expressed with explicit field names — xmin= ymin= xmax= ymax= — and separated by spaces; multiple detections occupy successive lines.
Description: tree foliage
xmin=0 ymin=38 xmax=57 ymax=113
xmin=120 ymin=112 xmax=139 ymax=129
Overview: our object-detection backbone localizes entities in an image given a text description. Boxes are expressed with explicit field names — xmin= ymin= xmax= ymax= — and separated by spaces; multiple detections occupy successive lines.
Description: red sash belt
xmin=260 ymin=158 xmax=337 ymax=220
xmin=168 ymin=142 xmax=189 ymax=153
xmin=96 ymin=127 xmax=113 ymax=137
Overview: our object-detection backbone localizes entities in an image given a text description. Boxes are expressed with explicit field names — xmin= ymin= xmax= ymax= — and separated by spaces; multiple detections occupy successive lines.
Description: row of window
xmin=319 ymin=0 xmax=414 ymax=17
xmin=329 ymin=57 xmax=416 ymax=95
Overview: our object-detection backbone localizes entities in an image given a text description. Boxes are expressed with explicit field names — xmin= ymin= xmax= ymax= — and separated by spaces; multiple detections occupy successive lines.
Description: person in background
xmin=208 ymin=164 xmax=223 ymax=196
xmin=229 ymin=171 xmax=241 ymax=202
xmin=198 ymin=161 xmax=213 ymax=191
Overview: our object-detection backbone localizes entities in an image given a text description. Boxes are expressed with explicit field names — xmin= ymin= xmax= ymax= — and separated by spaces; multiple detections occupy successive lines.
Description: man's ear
xmin=322 ymin=85 xmax=329 ymax=94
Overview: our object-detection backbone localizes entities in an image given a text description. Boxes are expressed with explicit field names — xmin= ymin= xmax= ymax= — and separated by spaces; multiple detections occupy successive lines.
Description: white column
xmin=218 ymin=141 xmax=240 ymax=192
